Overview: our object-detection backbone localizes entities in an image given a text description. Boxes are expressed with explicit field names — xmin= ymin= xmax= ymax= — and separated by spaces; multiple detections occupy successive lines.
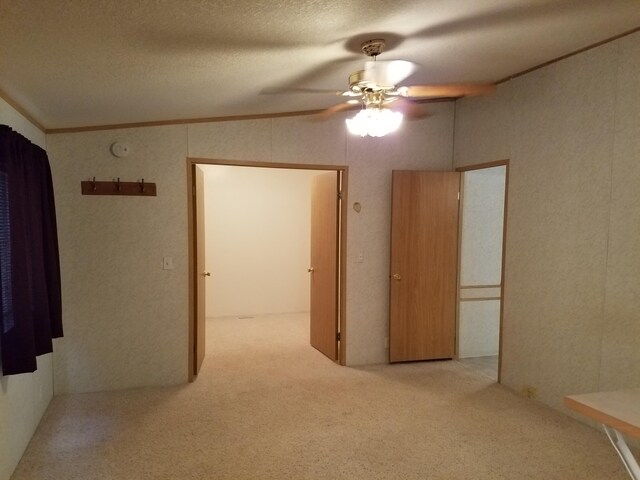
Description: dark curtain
xmin=0 ymin=125 xmax=63 ymax=376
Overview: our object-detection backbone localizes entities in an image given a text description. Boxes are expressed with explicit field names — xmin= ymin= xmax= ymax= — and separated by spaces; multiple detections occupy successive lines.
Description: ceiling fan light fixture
xmin=346 ymin=107 xmax=403 ymax=138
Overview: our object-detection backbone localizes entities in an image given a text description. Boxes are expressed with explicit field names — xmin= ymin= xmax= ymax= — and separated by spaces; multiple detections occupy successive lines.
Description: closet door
xmin=389 ymin=171 xmax=460 ymax=362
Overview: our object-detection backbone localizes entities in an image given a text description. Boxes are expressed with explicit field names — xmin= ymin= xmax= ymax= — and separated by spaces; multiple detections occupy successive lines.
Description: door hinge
xmin=457 ymin=191 xmax=460 ymax=201
xmin=337 ymin=190 xmax=343 ymax=199
xmin=336 ymin=332 xmax=341 ymax=342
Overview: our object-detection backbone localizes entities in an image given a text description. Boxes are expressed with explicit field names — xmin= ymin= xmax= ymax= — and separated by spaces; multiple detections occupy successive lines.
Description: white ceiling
xmin=1 ymin=0 xmax=639 ymax=130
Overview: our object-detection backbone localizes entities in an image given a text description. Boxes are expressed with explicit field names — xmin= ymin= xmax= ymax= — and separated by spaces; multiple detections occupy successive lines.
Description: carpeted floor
xmin=11 ymin=313 xmax=632 ymax=479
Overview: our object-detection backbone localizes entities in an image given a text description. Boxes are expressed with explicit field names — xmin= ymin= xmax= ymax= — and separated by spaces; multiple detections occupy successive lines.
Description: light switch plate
xmin=163 ymin=256 xmax=174 ymax=270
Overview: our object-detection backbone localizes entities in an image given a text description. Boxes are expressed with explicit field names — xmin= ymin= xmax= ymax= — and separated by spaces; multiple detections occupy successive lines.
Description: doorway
xmin=456 ymin=160 xmax=509 ymax=382
xmin=186 ymin=158 xmax=348 ymax=381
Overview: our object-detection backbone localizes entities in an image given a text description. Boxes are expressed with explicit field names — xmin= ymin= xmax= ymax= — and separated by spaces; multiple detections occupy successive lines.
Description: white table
xmin=565 ymin=388 xmax=640 ymax=479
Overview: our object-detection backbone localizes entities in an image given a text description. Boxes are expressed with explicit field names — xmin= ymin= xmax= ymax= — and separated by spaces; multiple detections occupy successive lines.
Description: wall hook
xmin=81 ymin=178 xmax=157 ymax=196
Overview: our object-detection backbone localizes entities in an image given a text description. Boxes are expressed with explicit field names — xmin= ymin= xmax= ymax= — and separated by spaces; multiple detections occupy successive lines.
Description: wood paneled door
xmin=309 ymin=172 xmax=340 ymax=361
xmin=389 ymin=171 xmax=460 ymax=363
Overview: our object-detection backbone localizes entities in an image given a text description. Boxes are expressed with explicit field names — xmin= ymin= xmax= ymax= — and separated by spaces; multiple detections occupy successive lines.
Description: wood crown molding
xmin=497 ymin=25 xmax=640 ymax=84
xmin=0 ymin=87 xmax=46 ymax=133
xmin=3 ymin=26 xmax=638 ymax=135
xmin=45 ymin=98 xmax=453 ymax=135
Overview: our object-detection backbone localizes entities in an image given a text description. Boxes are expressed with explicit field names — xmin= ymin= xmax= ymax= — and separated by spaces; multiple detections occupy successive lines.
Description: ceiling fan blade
xmin=261 ymin=86 xmax=346 ymax=95
xmin=364 ymin=60 xmax=416 ymax=87
xmin=316 ymin=100 xmax=360 ymax=119
xmin=402 ymin=83 xmax=496 ymax=98
xmin=410 ymin=2 xmax=592 ymax=42
xmin=386 ymin=98 xmax=429 ymax=120
xmin=261 ymin=55 xmax=360 ymax=97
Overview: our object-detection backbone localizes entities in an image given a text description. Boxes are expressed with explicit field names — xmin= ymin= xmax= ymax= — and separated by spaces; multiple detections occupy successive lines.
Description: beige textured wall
xmin=0 ymin=99 xmax=53 ymax=480
xmin=599 ymin=33 xmax=640 ymax=392
xmin=453 ymin=31 xmax=640 ymax=410
xmin=48 ymin=125 xmax=190 ymax=394
xmin=47 ymin=103 xmax=454 ymax=393
xmin=201 ymin=165 xmax=319 ymax=318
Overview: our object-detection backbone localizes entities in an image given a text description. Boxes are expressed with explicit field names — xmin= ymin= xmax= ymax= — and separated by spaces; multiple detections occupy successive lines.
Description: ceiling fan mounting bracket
xmin=360 ymin=39 xmax=386 ymax=57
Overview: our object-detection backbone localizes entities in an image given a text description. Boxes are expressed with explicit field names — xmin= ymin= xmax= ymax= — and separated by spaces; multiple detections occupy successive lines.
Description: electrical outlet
xmin=521 ymin=385 xmax=538 ymax=399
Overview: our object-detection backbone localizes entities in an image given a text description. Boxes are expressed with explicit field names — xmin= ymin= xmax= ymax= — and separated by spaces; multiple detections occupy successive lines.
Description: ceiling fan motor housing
xmin=349 ymin=69 xmax=397 ymax=94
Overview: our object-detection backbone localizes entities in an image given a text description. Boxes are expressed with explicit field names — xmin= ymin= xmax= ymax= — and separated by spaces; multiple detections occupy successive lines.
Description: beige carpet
xmin=11 ymin=313 xmax=632 ymax=479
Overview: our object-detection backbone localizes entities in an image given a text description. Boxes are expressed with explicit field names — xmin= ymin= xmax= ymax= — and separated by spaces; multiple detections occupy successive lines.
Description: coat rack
xmin=81 ymin=178 xmax=157 ymax=196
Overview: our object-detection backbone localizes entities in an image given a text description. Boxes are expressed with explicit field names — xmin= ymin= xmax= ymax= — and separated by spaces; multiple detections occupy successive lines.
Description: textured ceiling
xmin=1 ymin=0 xmax=640 ymax=129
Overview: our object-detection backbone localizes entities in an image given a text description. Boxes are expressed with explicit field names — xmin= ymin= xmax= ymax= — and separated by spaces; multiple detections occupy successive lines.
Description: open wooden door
xmin=389 ymin=171 xmax=460 ymax=363
xmin=309 ymin=172 xmax=339 ymax=361
xmin=194 ymin=165 xmax=206 ymax=375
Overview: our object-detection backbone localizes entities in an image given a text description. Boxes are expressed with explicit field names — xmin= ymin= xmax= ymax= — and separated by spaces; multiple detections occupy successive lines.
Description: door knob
xmin=307 ymin=267 xmax=315 ymax=273
xmin=202 ymin=272 xmax=211 ymax=277
xmin=392 ymin=273 xmax=402 ymax=281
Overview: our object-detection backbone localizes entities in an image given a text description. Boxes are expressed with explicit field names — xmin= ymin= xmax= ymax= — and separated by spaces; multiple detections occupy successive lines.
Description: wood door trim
xmin=498 ymin=161 xmax=510 ymax=383
xmin=186 ymin=162 xmax=196 ymax=382
xmin=456 ymin=159 xmax=509 ymax=172
xmin=454 ymin=174 xmax=464 ymax=359
xmin=187 ymin=157 xmax=347 ymax=172
xmin=338 ymin=169 xmax=348 ymax=365
xmin=194 ymin=166 xmax=206 ymax=375
xmin=186 ymin=158 xmax=349 ymax=380
xmin=455 ymin=159 xmax=509 ymax=383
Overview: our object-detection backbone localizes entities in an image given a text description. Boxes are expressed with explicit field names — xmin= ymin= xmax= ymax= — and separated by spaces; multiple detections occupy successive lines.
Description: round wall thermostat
xmin=110 ymin=142 xmax=130 ymax=158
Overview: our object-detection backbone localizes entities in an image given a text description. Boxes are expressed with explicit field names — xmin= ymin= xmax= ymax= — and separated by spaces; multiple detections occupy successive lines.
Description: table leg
xmin=603 ymin=425 xmax=640 ymax=480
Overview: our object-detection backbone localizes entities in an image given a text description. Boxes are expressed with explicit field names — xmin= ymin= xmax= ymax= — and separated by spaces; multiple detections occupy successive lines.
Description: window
xmin=0 ymin=125 xmax=63 ymax=376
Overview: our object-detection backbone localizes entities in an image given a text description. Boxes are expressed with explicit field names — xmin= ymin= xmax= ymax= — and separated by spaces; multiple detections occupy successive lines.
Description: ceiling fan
xmin=316 ymin=39 xmax=496 ymax=136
